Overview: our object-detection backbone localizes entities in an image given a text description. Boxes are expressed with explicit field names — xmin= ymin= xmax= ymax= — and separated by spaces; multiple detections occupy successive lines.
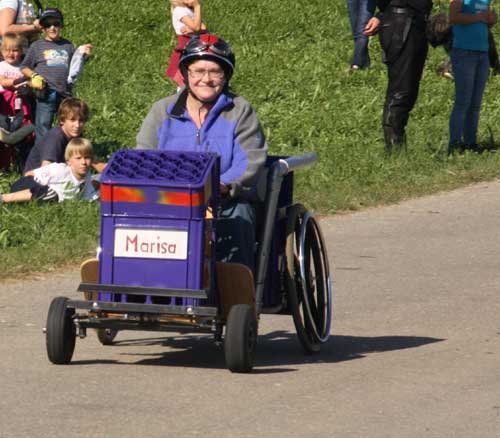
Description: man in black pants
xmin=364 ymin=0 xmax=433 ymax=153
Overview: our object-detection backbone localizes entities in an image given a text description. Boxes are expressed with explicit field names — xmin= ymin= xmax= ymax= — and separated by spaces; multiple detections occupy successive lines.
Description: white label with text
xmin=114 ymin=228 xmax=188 ymax=260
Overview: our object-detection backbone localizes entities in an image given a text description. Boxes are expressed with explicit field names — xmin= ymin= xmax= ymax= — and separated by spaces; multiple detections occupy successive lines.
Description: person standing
xmin=166 ymin=0 xmax=207 ymax=87
xmin=20 ymin=8 xmax=92 ymax=143
xmin=364 ymin=0 xmax=433 ymax=153
xmin=448 ymin=0 xmax=497 ymax=154
xmin=346 ymin=0 xmax=376 ymax=70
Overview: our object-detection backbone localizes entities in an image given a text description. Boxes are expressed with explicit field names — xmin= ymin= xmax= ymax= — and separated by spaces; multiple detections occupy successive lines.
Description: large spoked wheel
xmin=224 ymin=304 xmax=257 ymax=373
xmin=96 ymin=328 xmax=118 ymax=345
xmin=285 ymin=204 xmax=332 ymax=354
xmin=46 ymin=297 xmax=76 ymax=364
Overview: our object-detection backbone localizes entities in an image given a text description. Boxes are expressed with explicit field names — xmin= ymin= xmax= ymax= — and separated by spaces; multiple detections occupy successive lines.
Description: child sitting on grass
xmin=166 ymin=0 xmax=206 ymax=87
xmin=23 ymin=97 xmax=105 ymax=174
xmin=0 ymin=137 xmax=99 ymax=203
xmin=20 ymin=8 xmax=92 ymax=143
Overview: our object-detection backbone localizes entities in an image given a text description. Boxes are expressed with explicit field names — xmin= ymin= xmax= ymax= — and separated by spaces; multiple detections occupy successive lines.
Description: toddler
xmin=0 ymin=32 xmax=34 ymax=170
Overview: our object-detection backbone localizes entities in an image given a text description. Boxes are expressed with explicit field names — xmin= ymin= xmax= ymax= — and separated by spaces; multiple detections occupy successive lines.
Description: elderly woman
xmin=0 ymin=0 xmax=41 ymax=38
xmin=136 ymin=33 xmax=268 ymax=271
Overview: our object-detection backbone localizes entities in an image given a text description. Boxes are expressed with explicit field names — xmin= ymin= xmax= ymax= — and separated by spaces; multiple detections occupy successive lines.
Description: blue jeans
xmin=35 ymin=90 xmax=62 ymax=145
xmin=216 ymin=199 xmax=256 ymax=272
xmin=346 ymin=0 xmax=376 ymax=68
xmin=449 ymin=48 xmax=490 ymax=151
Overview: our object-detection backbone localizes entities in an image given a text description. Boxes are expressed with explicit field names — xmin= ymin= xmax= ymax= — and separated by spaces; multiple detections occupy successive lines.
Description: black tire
xmin=224 ymin=304 xmax=257 ymax=373
xmin=298 ymin=213 xmax=332 ymax=344
xmin=285 ymin=204 xmax=321 ymax=354
xmin=46 ymin=297 xmax=76 ymax=364
xmin=96 ymin=328 xmax=118 ymax=345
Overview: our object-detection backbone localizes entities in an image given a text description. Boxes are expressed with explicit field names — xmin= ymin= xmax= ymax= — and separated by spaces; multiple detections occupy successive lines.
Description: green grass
xmin=2 ymin=0 xmax=500 ymax=277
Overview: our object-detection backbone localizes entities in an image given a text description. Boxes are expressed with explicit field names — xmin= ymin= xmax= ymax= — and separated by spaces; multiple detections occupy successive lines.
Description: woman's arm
xmin=222 ymin=98 xmax=268 ymax=198
xmin=0 ymin=8 xmax=40 ymax=36
xmin=449 ymin=0 xmax=494 ymax=25
xmin=136 ymin=98 xmax=170 ymax=150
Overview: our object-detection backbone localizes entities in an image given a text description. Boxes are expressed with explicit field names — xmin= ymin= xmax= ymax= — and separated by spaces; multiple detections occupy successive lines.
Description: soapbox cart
xmin=45 ymin=149 xmax=332 ymax=373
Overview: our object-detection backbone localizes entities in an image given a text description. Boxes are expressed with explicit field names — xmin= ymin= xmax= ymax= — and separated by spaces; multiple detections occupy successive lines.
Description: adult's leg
xmin=355 ymin=0 xmax=376 ymax=68
xmin=463 ymin=51 xmax=489 ymax=146
xmin=346 ymin=0 xmax=375 ymax=68
xmin=382 ymin=22 xmax=428 ymax=152
xmin=448 ymin=48 xmax=476 ymax=152
xmin=216 ymin=200 xmax=256 ymax=272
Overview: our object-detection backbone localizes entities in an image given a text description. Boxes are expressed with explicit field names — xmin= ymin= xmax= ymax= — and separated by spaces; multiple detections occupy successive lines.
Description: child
xmin=23 ymin=97 xmax=105 ymax=174
xmin=20 ymin=8 xmax=92 ymax=143
xmin=165 ymin=0 xmax=206 ymax=87
xmin=0 ymin=32 xmax=35 ymax=171
xmin=0 ymin=137 xmax=99 ymax=203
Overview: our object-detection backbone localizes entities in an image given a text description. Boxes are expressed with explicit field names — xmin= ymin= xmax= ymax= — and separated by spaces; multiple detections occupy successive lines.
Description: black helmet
xmin=180 ymin=34 xmax=235 ymax=80
xmin=39 ymin=8 xmax=64 ymax=28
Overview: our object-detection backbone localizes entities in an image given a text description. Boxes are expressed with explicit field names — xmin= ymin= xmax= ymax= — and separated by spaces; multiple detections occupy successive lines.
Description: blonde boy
xmin=0 ymin=137 xmax=99 ymax=203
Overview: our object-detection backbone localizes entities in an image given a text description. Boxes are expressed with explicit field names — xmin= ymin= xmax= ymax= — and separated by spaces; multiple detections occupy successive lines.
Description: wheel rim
xmin=298 ymin=212 xmax=332 ymax=343
xmin=285 ymin=204 xmax=320 ymax=353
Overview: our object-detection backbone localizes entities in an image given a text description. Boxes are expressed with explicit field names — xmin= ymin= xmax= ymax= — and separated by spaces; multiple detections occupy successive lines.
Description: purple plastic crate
xmin=100 ymin=150 xmax=217 ymax=218
xmin=98 ymin=150 xmax=219 ymax=307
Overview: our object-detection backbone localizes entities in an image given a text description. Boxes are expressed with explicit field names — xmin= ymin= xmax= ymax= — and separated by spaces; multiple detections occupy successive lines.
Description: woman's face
xmin=186 ymin=59 xmax=226 ymax=103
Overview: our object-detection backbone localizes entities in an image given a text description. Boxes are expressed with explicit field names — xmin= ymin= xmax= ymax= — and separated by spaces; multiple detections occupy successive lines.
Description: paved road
xmin=1 ymin=181 xmax=500 ymax=437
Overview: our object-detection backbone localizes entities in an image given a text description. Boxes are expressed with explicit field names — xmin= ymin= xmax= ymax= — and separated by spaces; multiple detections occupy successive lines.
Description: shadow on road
xmin=71 ymin=331 xmax=443 ymax=373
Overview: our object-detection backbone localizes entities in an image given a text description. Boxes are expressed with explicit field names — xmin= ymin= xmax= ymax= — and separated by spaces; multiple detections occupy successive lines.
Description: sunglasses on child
xmin=42 ymin=20 xmax=62 ymax=29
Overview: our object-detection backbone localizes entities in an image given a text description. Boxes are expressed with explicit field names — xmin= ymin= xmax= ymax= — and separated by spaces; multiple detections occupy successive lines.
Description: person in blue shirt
xmin=448 ymin=0 xmax=497 ymax=154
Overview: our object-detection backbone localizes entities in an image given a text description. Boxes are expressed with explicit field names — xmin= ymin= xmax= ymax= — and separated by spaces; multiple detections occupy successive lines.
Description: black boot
xmin=384 ymin=126 xmax=406 ymax=154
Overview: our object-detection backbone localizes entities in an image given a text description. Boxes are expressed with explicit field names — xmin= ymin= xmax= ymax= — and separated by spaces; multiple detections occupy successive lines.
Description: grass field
xmin=2 ymin=0 xmax=500 ymax=277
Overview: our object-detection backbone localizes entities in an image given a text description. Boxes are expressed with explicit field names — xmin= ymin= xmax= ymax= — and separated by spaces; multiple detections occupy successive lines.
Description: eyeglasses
xmin=42 ymin=20 xmax=62 ymax=29
xmin=187 ymin=68 xmax=225 ymax=80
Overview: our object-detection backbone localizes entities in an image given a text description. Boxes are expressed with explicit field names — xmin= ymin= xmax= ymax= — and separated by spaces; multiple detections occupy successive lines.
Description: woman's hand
xmin=220 ymin=183 xmax=230 ymax=196
xmin=364 ymin=17 xmax=381 ymax=36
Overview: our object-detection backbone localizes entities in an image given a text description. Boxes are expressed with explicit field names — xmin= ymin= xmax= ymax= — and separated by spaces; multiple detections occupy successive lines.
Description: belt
xmin=389 ymin=7 xmax=410 ymax=14
xmin=388 ymin=6 xmax=428 ymax=21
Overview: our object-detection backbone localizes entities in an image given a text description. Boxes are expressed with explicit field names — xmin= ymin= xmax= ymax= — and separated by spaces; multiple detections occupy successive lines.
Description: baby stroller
xmin=0 ymin=80 xmax=35 ymax=173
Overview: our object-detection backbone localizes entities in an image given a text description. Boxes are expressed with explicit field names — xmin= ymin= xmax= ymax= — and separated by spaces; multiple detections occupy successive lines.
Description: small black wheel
xmin=286 ymin=204 xmax=321 ymax=354
xmin=46 ymin=297 xmax=76 ymax=364
xmin=224 ymin=304 xmax=257 ymax=373
xmin=96 ymin=328 xmax=118 ymax=345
